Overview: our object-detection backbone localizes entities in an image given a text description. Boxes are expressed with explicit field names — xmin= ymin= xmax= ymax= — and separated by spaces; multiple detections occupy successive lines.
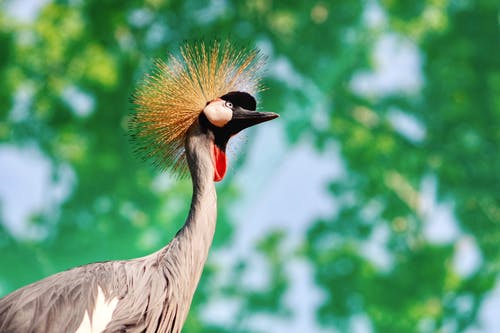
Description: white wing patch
xmin=75 ymin=286 xmax=118 ymax=333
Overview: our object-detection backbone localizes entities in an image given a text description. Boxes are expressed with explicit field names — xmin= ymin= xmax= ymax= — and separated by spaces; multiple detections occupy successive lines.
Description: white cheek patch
xmin=203 ymin=100 xmax=232 ymax=127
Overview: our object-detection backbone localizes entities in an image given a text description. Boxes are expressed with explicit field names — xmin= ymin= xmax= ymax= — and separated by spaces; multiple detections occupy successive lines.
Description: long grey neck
xmin=185 ymin=123 xmax=216 ymax=206
xmin=161 ymin=122 xmax=217 ymax=282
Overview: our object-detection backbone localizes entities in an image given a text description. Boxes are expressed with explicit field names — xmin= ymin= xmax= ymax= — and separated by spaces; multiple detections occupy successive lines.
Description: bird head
xmin=130 ymin=41 xmax=278 ymax=181
xmin=201 ymin=91 xmax=278 ymax=181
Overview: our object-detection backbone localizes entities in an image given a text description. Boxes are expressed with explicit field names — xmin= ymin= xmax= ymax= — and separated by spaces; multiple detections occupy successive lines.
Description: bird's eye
xmin=225 ymin=101 xmax=233 ymax=109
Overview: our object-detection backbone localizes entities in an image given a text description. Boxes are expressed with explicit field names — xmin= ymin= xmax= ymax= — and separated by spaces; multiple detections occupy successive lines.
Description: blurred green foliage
xmin=0 ymin=0 xmax=498 ymax=332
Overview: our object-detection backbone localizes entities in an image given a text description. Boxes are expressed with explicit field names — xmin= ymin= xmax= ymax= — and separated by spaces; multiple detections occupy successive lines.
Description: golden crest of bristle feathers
xmin=130 ymin=41 xmax=265 ymax=176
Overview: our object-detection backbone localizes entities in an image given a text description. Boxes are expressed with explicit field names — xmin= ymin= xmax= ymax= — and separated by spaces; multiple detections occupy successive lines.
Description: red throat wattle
xmin=212 ymin=142 xmax=227 ymax=182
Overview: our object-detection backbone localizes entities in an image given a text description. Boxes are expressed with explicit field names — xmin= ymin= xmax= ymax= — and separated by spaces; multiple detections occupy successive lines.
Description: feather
xmin=129 ymin=40 xmax=265 ymax=176
xmin=75 ymin=286 xmax=118 ymax=333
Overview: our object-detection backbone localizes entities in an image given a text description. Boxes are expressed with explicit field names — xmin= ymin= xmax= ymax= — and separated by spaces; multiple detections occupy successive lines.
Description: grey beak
xmin=227 ymin=107 xmax=279 ymax=135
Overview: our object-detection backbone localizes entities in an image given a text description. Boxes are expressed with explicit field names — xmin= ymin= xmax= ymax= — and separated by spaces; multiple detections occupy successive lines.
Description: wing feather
xmin=0 ymin=247 xmax=187 ymax=332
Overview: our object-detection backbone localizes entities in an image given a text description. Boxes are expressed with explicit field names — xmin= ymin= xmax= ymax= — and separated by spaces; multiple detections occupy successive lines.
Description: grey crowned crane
xmin=0 ymin=41 xmax=278 ymax=333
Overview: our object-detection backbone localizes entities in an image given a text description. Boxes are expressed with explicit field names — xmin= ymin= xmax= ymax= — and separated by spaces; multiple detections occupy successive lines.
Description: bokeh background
xmin=0 ymin=0 xmax=499 ymax=332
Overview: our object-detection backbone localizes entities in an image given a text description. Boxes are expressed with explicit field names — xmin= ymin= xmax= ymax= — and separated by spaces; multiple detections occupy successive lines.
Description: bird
xmin=0 ymin=41 xmax=278 ymax=333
